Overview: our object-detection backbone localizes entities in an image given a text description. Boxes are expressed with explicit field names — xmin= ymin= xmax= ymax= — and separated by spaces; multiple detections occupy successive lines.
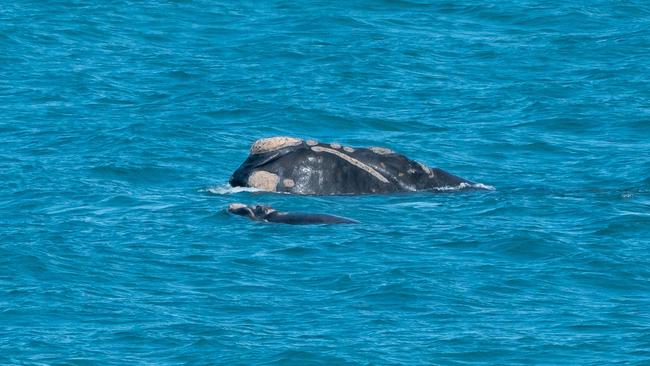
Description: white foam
xmin=202 ymin=184 xmax=263 ymax=195
xmin=203 ymin=182 xmax=494 ymax=195
xmin=472 ymin=183 xmax=496 ymax=191
xmin=431 ymin=182 xmax=496 ymax=191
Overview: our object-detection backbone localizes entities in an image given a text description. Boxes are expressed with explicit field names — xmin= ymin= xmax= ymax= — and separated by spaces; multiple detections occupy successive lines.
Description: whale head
xmin=228 ymin=203 xmax=276 ymax=221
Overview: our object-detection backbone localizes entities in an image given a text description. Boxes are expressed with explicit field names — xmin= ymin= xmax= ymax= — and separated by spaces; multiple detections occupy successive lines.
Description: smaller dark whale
xmin=228 ymin=203 xmax=358 ymax=225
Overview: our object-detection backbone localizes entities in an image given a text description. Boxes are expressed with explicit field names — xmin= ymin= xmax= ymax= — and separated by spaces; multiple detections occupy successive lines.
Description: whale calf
xmin=228 ymin=203 xmax=358 ymax=225
xmin=229 ymin=136 xmax=474 ymax=195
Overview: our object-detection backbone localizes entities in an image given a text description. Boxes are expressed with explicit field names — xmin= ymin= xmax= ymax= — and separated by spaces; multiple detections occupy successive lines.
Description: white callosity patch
xmin=330 ymin=143 xmax=341 ymax=149
xmin=369 ymin=146 xmax=394 ymax=155
xmin=311 ymin=146 xmax=389 ymax=184
xmin=250 ymin=136 xmax=302 ymax=155
xmin=283 ymin=178 xmax=295 ymax=188
xmin=343 ymin=146 xmax=355 ymax=153
xmin=306 ymin=139 xmax=318 ymax=146
xmin=247 ymin=170 xmax=280 ymax=191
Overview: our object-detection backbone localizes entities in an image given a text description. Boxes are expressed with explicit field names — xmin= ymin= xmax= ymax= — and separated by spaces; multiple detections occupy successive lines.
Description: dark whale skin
xmin=230 ymin=138 xmax=473 ymax=195
xmin=227 ymin=203 xmax=358 ymax=225
xmin=265 ymin=212 xmax=358 ymax=225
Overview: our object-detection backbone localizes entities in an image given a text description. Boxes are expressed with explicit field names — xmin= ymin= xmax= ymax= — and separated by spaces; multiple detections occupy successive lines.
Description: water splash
xmin=431 ymin=182 xmax=496 ymax=191
xmin=202 ymin=184 xmax=263 ymax=195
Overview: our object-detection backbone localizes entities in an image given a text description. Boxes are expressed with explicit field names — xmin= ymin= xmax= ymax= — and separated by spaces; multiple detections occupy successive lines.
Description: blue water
xmin=2 ymin=1 xmax=650 ymax=364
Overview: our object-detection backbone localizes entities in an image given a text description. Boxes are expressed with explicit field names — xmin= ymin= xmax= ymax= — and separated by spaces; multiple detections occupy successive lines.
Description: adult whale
xmin=229 ymin=136 xmax=475 ymax=195
xmin=228 ymin=203 xmax=358 ymax=225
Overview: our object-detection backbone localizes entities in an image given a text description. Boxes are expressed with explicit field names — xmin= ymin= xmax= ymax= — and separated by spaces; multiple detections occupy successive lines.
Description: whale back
xmin=229 ymin=136 xmax=472 ymax=195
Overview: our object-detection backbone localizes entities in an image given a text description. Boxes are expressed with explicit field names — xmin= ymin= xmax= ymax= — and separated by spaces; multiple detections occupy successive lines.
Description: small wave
xmin=202 ymin=184 xmax=263 ymax=195
xmin=393 ymin=201 xmax=442 ymax=208
xmin=472 ymin=183 xmax=496 ymax=190
xmin=431 ymin=182 xmax=496 ymax=191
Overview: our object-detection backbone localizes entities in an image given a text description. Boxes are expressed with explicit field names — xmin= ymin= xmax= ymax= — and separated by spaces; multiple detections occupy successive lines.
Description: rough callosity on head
xmin=228 ymin=203 xmax=247 ymax=211
xmin=228 ymin=203 xmax=277 ymax=221
xmin=369 ymin=146 xmax=394 ymax=155
xmin=247 ymin=170 xmax=279 ymax=191
xmin=250 ymin=136 xmax=302 ymax=155
xmin=227 ymin=203 xmax=255 ymax=218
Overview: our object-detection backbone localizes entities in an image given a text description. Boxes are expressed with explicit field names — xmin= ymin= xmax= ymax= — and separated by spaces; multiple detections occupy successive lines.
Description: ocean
xmin=1 ymin=1 xmax=649 ymax=364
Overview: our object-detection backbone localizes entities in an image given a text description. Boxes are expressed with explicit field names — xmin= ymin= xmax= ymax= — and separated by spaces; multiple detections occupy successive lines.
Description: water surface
xmin=1 ymin=1 xmax=649 ymax=364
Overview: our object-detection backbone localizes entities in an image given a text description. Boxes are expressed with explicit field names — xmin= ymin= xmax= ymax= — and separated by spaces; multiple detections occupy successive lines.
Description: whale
xmin=229 ymin=136 xmax=475 ymax=195
xmin=228 ymin=203 xmax=358 ymax=225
